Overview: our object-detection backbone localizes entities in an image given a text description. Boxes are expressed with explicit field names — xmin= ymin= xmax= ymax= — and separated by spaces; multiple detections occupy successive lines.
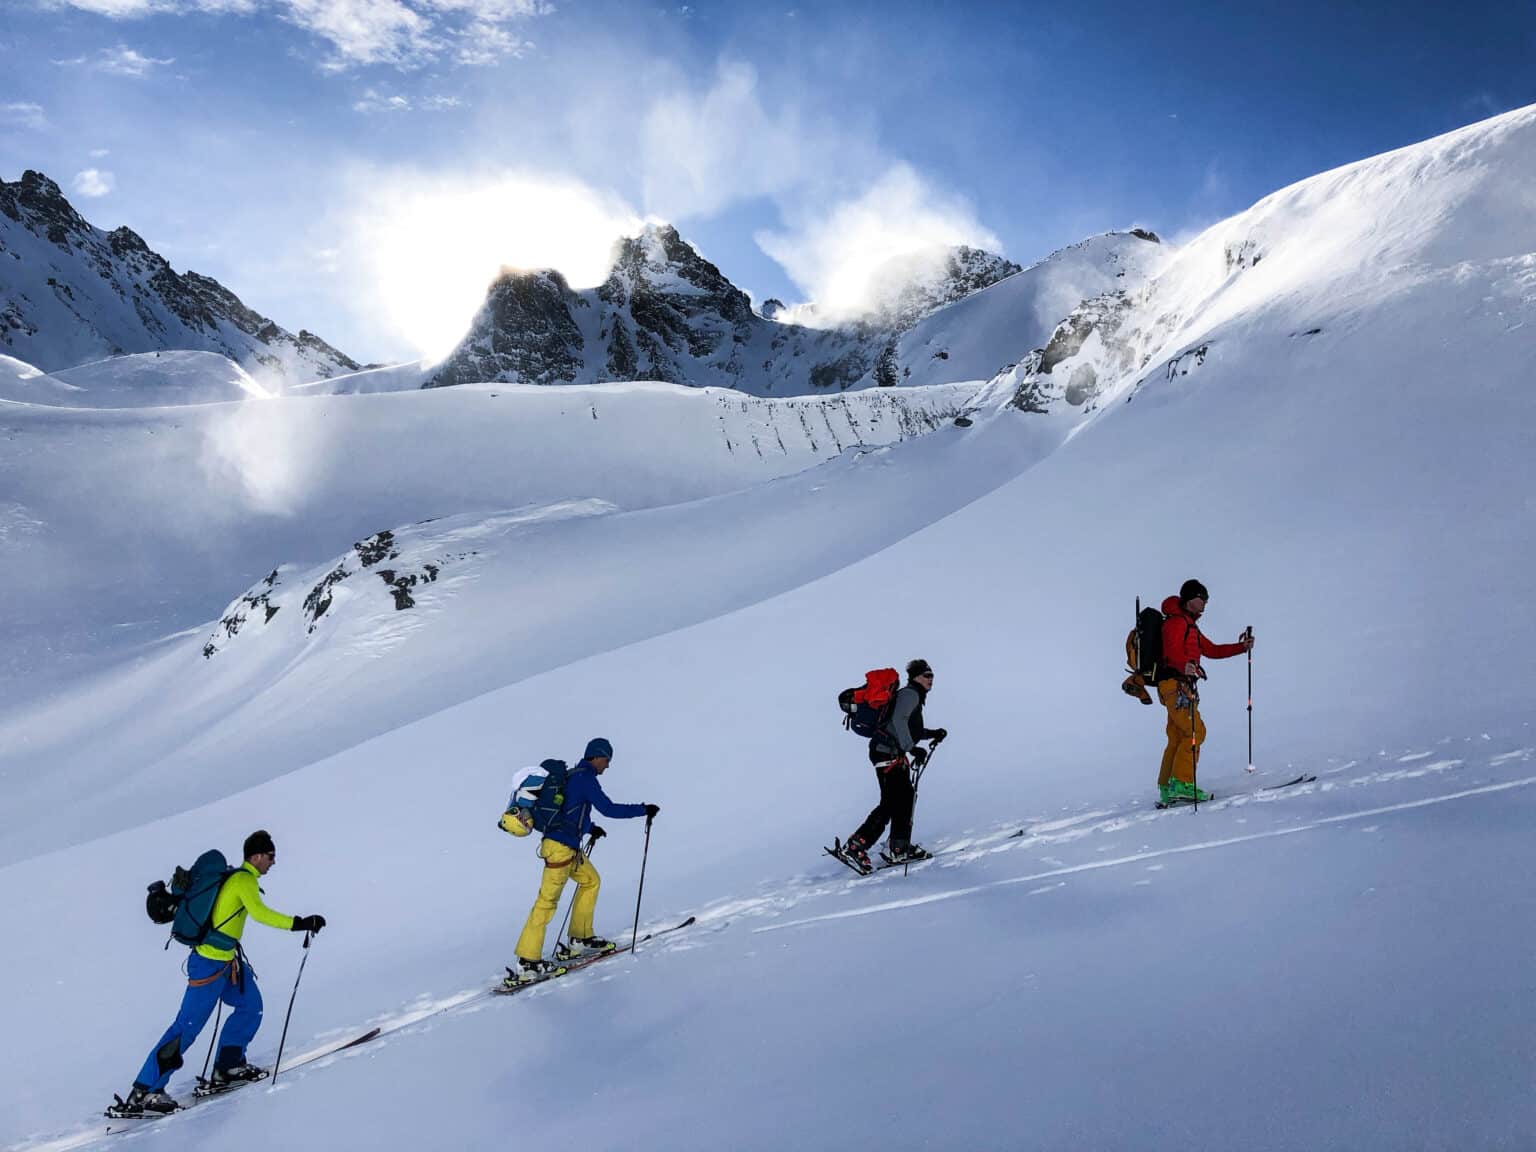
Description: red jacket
xmin=1160 ymin=596 xmax=1246 ymax=679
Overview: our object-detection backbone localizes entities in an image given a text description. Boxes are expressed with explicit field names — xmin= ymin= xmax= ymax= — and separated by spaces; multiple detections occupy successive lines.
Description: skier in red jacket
xmin=1156 ymin=579 xmax=1252 ymax=804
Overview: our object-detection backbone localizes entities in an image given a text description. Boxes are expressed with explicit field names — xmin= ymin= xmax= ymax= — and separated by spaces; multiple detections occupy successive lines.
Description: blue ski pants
xmin=133 ymin=952 xmax=263 ymax=1091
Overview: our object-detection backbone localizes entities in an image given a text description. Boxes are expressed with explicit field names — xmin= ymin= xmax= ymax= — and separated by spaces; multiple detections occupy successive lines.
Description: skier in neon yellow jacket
xmin=118 ymin=830 xmax=326 ymax=1116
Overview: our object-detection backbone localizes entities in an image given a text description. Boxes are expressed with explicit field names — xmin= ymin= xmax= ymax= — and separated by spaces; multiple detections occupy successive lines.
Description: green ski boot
xmin=1166 ymin=778 xmax=1213 ymax=803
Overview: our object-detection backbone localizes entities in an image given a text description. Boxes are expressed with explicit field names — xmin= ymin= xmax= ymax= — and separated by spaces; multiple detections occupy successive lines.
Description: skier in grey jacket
xmin=841 ymin=659 xmax=948 ymax=870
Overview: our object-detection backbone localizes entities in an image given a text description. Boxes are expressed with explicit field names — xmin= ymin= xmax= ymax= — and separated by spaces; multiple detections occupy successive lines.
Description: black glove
xmin=911 ymin=747 xmax=929 ymax=767
xmin=291 ymin=914 xmax=326 ymax=934
xmin=589 ymin=825 xmax=606 ymax=842
xmin=643 ymin=803 xmax=660 ymax=819
xmin=929 ymin=728 xmax=948 ymax=744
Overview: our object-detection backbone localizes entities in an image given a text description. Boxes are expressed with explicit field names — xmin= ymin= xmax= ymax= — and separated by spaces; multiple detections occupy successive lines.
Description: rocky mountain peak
xmin=1 ymin=170 xmax=90 ymax=246
xmin=1 ymin=170 xmax=359 ymax=380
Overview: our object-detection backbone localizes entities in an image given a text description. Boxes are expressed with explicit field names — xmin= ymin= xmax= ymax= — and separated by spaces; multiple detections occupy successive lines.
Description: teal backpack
xmin=148 ymin=849 xmax=240 ymax=950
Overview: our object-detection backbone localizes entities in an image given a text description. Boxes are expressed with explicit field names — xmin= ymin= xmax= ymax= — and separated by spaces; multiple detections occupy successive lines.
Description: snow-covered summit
xmin=972 ymin=103 xmax=1536 ymax=418
xmin=0 ymin=170 xmax=360 ymax=384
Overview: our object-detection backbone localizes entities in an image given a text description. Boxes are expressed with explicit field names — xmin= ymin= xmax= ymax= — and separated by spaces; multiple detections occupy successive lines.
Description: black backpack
xmin=1130 ymin=599 xmax=1165 ymax=678
xmin=1121 ymin=598 xmax=1165 ymax=705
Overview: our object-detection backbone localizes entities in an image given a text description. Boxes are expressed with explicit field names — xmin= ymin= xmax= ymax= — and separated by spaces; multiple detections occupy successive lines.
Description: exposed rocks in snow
xmin=203 ymin=569 xmax=281 ymax=658
xmin=204 ymin=527 xmax=480 ymax=658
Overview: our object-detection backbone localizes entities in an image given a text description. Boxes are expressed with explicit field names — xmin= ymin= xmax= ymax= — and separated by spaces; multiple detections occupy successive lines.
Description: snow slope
xmin=0 ymin=376 xmax=991 ymax=857
xmin=894 ymin=230 xmax=1168 ymax=387
xmin=2 ymin=105 xmax=1535 ymax=1152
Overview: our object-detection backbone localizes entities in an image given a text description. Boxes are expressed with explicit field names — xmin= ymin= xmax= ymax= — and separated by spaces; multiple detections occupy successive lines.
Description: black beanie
xmin=243 ymin=829 xmax=276 ymax=859
xmin=1179 ymin=579 xmax=1209 ymax=605
xmin=906 ymin=658 xmax=933 ymax=679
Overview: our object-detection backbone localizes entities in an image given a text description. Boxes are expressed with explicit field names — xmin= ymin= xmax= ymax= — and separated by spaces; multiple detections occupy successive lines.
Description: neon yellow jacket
xmin=195 ymin=862 xmax=295 ymax=961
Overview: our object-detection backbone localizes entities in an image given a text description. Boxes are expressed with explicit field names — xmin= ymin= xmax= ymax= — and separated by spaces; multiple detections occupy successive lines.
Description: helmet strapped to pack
xmin=838 ymin=668 xmax=901 ymax=739
xmin=498 ymin=759 xmax=575 ymax=839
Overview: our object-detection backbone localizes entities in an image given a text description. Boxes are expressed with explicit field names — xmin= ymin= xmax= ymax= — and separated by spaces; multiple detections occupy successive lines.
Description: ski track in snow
xmin=9 ymin=743 xmax=1533 ymax=1152
xmin=755 ymin=767 xmax=1536 ymax=934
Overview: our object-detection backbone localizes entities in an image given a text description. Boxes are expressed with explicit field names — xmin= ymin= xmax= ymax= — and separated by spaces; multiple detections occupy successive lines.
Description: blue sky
xmin=2 ymin=0 xmax=1533 ymax=362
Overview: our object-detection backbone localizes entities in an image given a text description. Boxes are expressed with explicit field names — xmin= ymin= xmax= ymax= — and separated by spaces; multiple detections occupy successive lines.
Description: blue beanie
xmin=584 ymin=737 xmax=613 ymax=761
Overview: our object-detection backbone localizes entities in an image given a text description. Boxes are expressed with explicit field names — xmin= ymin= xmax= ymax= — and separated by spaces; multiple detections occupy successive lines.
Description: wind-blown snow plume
xmin=758 ymin=165 xmax=1003 ymax=325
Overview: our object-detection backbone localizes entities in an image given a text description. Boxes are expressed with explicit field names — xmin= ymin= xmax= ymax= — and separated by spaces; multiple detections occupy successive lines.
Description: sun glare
xmin=354 ymin=174 xmax=642 ymax=361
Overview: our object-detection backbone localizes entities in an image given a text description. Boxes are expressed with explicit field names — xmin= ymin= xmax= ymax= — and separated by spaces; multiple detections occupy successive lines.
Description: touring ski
xmin=1154 ymin=795 xmax=1210 ymax=810
xmin=494 ymin=916 xmax=696 ymax=995
xmin=1263 ymin=773 xmax=1317 ymax=790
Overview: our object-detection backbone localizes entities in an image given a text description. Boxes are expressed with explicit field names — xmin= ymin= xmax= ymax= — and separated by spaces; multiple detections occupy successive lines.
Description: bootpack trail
xmin=20 ymin=919 xmax=698 ymax=1152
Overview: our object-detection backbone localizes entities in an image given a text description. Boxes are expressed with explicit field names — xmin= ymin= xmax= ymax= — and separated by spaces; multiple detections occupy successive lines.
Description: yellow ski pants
xmin=515 ymin=838 xmax=600 ymax=961
xmin=1157 ymin=679 xmax=1206 ymax=786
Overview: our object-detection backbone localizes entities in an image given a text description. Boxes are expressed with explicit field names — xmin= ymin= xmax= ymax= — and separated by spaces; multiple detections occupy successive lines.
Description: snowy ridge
xmin=0 ymin=171 xmax=359 ymax=383
xmin=425 ymin=223 xmax=1027 ymax=395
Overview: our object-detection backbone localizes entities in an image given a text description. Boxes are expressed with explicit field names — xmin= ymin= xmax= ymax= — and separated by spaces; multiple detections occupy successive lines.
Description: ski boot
xmin=1160 ymin=779 xmax=1213 ymax=806
xmin=207 ymin=1061 xmax=269 ymax=1089
xmin=107 ymin=1084 xmax=178 ymax=1118
xmin=556 ymin=935 xmax=617 ymax=961
xmin=834 ymin=836 xmax=873 ymax=875
xmin=504 ymin=957 xmax=562 ymax=988
xmin=880 ymin=842 xmax=933 ymax=866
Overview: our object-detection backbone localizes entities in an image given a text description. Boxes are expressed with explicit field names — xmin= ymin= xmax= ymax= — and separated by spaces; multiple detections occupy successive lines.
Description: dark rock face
xmin=429 ymin=270 xmax=584 ymax=388
xmin=0 ymin=170 xmax=359 ymax=379
xmin=426 ymin=223 xmax=1021 ymax=394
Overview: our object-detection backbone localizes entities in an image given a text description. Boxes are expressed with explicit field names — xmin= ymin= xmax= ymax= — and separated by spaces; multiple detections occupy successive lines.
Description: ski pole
xmin=553 ymin=831 xmax=600 ymax=957
xmin=630 ymin=815 xmax=653 ymax=955
xmin=1190 ymin=694 xmax=1199 ymax=814
xmin=199 ymin=999 xmax=224 ymax=1083
xmin=905 ymin=741 xmax=939 ymax=877
xmin=1246 ymin=625 xmax=1255 ymax=772
xmin=271 ymin=932 xmax=312 ymax=1086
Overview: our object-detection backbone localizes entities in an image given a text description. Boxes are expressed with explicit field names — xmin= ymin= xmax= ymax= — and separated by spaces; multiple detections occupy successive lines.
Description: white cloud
xmin=635 ymin=61 xmax=1005 ymax=321
xmin=756 ymin=164 xmax=1002 ymax=323
xmin=0 ymin=102 xmax=48 ymax=130
xmin=353 ymin=87 xmax=413 ymax=112
xmin=50 ymin=0 xmax=548 ymax=69
xmin=343 ymin=168 xmax=641 ymax=359
xmin=97 ymin=44 xmax=176 ymax=74
xmin=89 ymin=147 xmax=112 ymax=157
xmin=352 ymin=88 xmax=462 ymax=112
xmin=640 ymin=60 xmax=871 ymax=221
xmin=72 ymin=168 xmax=116 ymax=197
xmin=52 ymin=44 xmax=176 ymax=74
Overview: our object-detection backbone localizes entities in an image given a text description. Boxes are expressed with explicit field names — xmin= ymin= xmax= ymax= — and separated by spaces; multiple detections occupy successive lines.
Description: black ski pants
xmin=851 ymin=757 xmax=914 ymax=851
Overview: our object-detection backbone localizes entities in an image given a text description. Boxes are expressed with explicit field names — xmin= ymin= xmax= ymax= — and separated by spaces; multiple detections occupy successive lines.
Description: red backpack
xmin=838 ymin=668 xmax=901 ymax=738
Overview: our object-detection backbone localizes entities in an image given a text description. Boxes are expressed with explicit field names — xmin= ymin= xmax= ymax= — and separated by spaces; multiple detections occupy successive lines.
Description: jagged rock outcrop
xmin=426 ymin=223 xmax=1023 ymax=395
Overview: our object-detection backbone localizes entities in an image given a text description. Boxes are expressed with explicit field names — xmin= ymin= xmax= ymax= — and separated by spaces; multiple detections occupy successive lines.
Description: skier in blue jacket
xmin=510 ymin=738 xmax=658 ymax=982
